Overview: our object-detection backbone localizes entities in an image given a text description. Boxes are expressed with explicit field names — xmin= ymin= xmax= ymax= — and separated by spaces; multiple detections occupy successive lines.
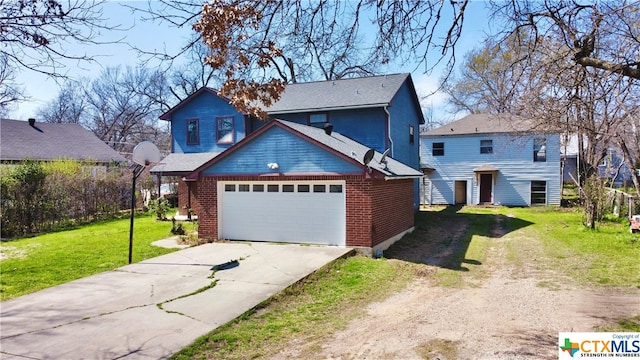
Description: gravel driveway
xmin=273 ymin=209 xmax=640 ymax=359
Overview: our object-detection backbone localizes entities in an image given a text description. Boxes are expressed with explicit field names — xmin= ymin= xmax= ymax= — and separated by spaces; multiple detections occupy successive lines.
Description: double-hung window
xmin=216 ymin=116 xmax=234 ymax=144
xmin=432 ymin=142 xmax=444 ymax=156
xmin=186 ymin=119 xmax=199 ymax=145
xmin=480 ymin=139 xmax=493 ymax=154
xmin=534 ymin=138 xmax=546 ymax=162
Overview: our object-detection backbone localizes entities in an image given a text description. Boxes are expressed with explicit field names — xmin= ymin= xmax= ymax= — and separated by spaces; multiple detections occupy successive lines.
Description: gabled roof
xmin=159 ymin=87 xmax=235 ymax=121
xmin=265 ymin=73 xmax=421 ymax=116
xmin=422 ymin=113 xmax=553 ymax=136
xmin=188 ymin=119 xmax=422 ymax=179
xmin=0 ymin=119 xmax=127 ymax=163
xmin=150 ymin=152 xmax=220 ymax=175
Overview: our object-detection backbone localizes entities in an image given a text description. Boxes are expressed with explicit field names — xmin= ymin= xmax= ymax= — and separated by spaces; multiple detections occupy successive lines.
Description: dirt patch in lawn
xmin=272 ymin=207 xmax=640 ymax=360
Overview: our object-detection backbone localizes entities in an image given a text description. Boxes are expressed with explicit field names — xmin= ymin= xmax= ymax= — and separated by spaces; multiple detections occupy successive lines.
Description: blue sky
xmin=9 ymin=1 xmax=494 ymax=123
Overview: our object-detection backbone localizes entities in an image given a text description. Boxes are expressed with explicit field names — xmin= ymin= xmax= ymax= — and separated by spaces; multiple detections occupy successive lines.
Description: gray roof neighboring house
xmin=265 ymin=73 xmax=422 ymax=120
xmin=422 ymin=113 xmax=553 ymax=136
xmin=0 ymin=119 xmax=127 ymax=163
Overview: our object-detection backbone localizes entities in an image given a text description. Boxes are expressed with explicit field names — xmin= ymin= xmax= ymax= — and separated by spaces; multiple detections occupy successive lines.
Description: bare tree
xmin=0 ymin=54 xmax=24 ymax=117
xmin=0 ymin=0 xmax=118 ymax=77
xmin=37 ymin=80 xmax=88 ymax=124
xmin=130 ymin=0 xmax=470 ymax=119
xmin=490 ymin=0 xmax=640 ymax=80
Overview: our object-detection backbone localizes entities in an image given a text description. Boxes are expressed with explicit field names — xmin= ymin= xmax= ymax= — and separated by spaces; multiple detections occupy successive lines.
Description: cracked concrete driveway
xmin=0 ymin=242 xmax=352 ymax=360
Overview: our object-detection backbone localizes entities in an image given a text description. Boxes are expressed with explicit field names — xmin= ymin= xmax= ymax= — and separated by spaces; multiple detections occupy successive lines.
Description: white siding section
xmin=420 ymin=134 xmax=561 ymax=206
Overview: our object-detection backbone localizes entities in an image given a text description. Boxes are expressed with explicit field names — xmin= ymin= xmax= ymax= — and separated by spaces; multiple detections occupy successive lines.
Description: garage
xmin=218 ymin=180 xmax=346 ymax=246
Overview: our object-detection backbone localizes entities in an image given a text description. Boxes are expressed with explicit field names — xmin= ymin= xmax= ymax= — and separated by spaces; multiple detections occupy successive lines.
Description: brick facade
xmin=194 ymin=175 xmax=415 ymax=249
xmin=177 ymin=179 xmax=199 ymax=216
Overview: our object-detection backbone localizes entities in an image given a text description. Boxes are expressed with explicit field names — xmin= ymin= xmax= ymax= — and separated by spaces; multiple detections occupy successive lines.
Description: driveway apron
xmin=0 ymin=242 xmax=352 ymax=360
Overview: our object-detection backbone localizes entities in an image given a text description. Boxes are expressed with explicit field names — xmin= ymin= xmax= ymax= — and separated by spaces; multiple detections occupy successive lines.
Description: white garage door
xmin=218 ymin=181 xmax=346 ymax=246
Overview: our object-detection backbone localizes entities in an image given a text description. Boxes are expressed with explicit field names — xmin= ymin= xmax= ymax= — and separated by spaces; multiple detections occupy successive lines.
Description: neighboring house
xmin=420 ymin=114 xmax=561 ymax=206
xmin=0 ymin=118 xmax=127 ymax=168
xmin=152 ymin=73 xmax=425 ymax=215
xmin=185 ymin=119 xmax=422 ymax=254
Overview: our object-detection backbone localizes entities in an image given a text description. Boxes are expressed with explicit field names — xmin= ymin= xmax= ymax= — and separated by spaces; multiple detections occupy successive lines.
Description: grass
xmin=2 ymin=205 xmax=638 ymax=355
xmin=169 ymin=256 xmax=418 ymax=360
xmin=0 ymin=212 xmax=179 ymax=300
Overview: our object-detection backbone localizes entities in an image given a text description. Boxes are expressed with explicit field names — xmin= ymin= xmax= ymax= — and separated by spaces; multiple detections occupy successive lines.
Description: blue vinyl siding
xmin=258 ymin=107 xmax=388 ymax=152
xmin=420 ymin=133 xmax=561 ymax=206
xmin=388 ymin=81 xmax=423 ymax=209
xmin=203 ymin=126 xmax=362 ymax=175
xmin=169 ymin=91 xmax=245 ymax=153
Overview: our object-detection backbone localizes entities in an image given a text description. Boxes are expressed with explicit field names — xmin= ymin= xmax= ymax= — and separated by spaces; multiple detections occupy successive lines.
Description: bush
xmin=1 ymin=160 xmax=129 ymax=238
xmin=149 ymin=197 xmax=170 ymax=220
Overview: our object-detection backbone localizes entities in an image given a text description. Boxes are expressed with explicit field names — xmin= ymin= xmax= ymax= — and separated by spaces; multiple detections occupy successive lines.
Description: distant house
xmin=420 ymin=114 xmax=561 ymax=206
xmin=186 ymin=119 xmax=422 ymax=254
xmin=152 ymin=73 xmax=424 ymax=216
xmin=0 ymin=118 xmax=127 ymax=168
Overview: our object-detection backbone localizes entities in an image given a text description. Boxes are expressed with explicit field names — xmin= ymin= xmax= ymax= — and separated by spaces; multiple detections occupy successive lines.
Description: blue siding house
xmin=152 ymin=74 xmax=425 ymax=215
xmin=420 ymin=114 xmax=561 ymax=206
xmin=187 ymin=120 xmax=422 ymax=253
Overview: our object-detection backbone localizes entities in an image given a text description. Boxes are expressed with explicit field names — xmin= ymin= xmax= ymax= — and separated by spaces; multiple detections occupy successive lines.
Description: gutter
xmin=384 ymin=105 xmax=393 ymax=157
xmin=384 ymin=175 xmax=423 ymax=181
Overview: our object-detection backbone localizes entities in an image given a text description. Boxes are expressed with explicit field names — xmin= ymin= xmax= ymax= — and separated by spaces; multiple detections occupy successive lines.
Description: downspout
xmin=384 ymin=105 xmax=393 ymax=157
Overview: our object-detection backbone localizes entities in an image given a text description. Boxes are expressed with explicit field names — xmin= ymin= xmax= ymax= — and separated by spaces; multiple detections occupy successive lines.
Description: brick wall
xmin=195 ymin=175 xmax=415 ymax=248
xmin=177 ymin=179 xmax=198 ymax=216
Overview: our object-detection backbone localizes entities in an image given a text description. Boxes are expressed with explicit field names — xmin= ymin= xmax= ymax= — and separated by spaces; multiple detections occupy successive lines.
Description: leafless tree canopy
xmin=131 ymin=0 xmax=469 ymax=119
xmin=0 ymin=0 xmax=118 ymax=77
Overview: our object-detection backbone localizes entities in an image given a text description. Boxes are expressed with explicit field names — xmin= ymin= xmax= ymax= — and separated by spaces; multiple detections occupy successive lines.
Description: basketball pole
xmin=129 ymin=164 xmax=145 ymax=264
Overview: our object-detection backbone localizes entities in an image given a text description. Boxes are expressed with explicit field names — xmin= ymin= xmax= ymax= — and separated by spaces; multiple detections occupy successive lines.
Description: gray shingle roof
xmin=422 ymin=113 xmax=545 ymax=136
xmin=0 ymin=119 xmax=127 ymax=163
xmin=150 ymin=152 xmax=220 ymax=175
xmin=275 ymin=120 xmax=422 ymax=178
xmin=265 ymin=73 xmax=412 ymax=114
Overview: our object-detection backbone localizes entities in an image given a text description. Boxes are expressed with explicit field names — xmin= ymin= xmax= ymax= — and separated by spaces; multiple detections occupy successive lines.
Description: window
xmin=216 ymin=116 xmax=234 ymax=144
xmin=282 ymin=185 xmax=294 ymax=192
xmin=224 ymin=184 xmax=235 ymax=192
xmin=238 ymin=184 xmax=250 ymax=192
xmin=267 ymin=184 xmax=279 ymax=192
xmin=309 ymin=113 xmax=328 ymax=127
xmin=329 ymin=184 xmax=343 ymax=193
xmin=409 ymin=125 xmax=415 ymax=145
xmin=432 ymin=142 xmax=444 ymax=156
xmin=297 ymin=184 xmax=310 ymax=192
xmin=253 ymin=184 xmax=264 ymax=192
xmin=531 ymin=181 xmax=547 ymax=205
xmin=534 ymin=138 xmax=546 ymax=162
xmin=313 ymin=184 xmax=326 ymax=193
xmin=187 ymin=119 xmax=199 ymax=145
xmin=480 ymin=140 xmax=493 ymax=154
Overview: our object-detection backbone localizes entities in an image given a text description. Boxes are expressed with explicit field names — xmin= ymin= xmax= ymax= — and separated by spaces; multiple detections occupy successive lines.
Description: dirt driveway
xmin=274 ymin=207 xmax=640 ymax=359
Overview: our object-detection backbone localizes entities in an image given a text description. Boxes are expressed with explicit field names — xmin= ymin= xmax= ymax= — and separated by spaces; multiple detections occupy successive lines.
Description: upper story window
xmin=216 ymin=116 xmax=234 ymax=144
xmin=186 ymin=119 xmax=199 ymax=145
xmin=480 ymin=139 xmax=493 ymax=154
xmin=309 ymin=113 xmax=328 ymax=128
xmin=432 ymin=142 xmax=444 ymax=156
xmin=533 ymin=138 xmax=546 ymax=162
xmin=409 ymin=125 xmax=415 ymax=145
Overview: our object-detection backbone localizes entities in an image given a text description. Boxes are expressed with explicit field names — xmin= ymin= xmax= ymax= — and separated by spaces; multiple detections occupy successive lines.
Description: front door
xmin=455 ymin=180 xmax=467 ymax=204
xmin=479 ymin=174 xmax=492 ymax=204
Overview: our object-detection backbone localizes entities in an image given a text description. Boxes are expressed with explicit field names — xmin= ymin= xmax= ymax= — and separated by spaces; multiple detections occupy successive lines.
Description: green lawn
xmin=0 ymin=213 xmax=179 ymax=300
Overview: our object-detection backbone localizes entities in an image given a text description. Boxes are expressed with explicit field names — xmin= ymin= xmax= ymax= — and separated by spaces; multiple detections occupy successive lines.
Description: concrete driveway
xmin=0 ymin=242 xmax=352 ymax=359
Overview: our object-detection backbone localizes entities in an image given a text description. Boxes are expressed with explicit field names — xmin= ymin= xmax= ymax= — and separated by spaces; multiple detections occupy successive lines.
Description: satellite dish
xmin=363 ymin=149 xmax=375 ymax=165
xmin=132 ymin=141 xmax=161 ymax=166
xmin=379 ymin=148 xmax=390 ymax=164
